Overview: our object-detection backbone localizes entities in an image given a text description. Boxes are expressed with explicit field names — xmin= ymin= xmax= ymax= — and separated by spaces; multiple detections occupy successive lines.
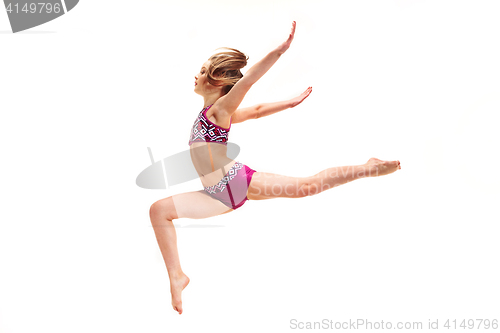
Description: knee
xmin=150 ymin=197 xmax=178 ymax=221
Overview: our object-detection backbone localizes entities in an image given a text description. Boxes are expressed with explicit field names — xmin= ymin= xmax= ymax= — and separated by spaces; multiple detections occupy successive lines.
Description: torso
xmin=189 ymin=103 xmax=236 ymax=187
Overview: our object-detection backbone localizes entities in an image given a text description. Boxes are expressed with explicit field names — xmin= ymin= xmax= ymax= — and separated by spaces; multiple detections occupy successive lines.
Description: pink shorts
xmin=203 ymin=161 xmax=256 ymax=210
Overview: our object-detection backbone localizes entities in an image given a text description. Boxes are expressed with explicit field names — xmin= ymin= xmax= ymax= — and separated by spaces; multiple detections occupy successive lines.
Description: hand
xmin=276 ymin=21 xmax=296 ymax=55
xmin=289 ymin=87 xmax=312 ymax=108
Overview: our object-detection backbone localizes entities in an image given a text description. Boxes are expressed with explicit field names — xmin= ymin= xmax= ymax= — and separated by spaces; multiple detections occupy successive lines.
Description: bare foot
xmin=170 ymin=272 xmax=190 ymax=314
xmin=365 ymin=158 xmax=401 ymax=177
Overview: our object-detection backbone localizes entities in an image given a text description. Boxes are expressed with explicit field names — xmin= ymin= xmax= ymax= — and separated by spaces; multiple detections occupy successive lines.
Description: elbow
xmin=254 ymin=104 xmax=262 ymax=119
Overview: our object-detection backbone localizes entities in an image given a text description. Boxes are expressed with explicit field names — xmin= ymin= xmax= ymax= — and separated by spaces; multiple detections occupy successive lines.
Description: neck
xmin=203 ymin=91 xmax=224 ymax=108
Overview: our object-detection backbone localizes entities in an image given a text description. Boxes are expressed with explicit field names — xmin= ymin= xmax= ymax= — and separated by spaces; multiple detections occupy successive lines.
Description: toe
xmin=173 ymin=302 xmax=183 ymax=314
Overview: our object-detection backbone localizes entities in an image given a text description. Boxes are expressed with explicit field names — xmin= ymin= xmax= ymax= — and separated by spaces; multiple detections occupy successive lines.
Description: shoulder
xmin=211 ymin=96 xmax=233 ymax=119
xmin=204 ymin=98 xmax=232 ymax=127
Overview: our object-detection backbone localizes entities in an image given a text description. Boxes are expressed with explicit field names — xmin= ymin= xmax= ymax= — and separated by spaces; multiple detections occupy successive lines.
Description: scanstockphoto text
xmin=290 ymin=318 xmax=499 ymax=330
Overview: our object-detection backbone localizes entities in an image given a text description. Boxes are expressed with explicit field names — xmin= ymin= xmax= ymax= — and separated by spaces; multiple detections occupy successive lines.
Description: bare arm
xmin=232 ymin=87 xmax=312 ymax=124
xmin=215 ymin=21 xmax=297 ymax=117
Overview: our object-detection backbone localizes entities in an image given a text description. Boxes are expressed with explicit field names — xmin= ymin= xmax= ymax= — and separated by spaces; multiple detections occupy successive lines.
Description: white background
xmin=1 ymin=0 xmax=499 ymax=332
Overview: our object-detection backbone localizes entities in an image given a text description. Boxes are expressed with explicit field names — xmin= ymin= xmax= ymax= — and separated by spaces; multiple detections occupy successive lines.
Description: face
xmin=194 ymin=60 xmax=221 ymax=96
xmin=194 ymin=61 xmax=209 ymax=95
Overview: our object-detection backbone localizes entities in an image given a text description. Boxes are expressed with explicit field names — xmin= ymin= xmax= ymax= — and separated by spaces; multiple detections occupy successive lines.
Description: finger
xmin=301 ymin=90 xmax=311 ymax=101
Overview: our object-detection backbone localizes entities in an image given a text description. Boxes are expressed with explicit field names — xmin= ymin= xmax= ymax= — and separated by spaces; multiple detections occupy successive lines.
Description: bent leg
xmin=247 ymin=158 xmax=400 ymax=200
xmin=149 ymin=190 xmax=232 ymax=314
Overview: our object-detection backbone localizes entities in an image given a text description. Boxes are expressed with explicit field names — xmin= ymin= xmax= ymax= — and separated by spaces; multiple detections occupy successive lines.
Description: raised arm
xmin=215 ymin=21 xmax=297 ymax=116
xmin=232 ymin=87 xmax=312 ymax=124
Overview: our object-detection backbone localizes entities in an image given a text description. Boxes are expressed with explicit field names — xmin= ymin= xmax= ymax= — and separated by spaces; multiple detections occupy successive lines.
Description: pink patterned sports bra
xmin=188 ymin=105 xmax=231 ymax=146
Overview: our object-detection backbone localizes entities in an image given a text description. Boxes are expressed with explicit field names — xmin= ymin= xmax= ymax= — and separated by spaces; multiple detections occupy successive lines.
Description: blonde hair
xmin=207 ymin=47 xmax=248 ymax=95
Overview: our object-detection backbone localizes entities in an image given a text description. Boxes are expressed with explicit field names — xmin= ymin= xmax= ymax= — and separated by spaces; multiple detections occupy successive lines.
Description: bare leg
xmin=247 ymin=158 xmax=400 ymax=200
xmin=149 ymin=190 xmax=232 ymax=314
xmin=311 ymin=157 xmax=401 ymax=191
xmin=149 ymin=209 xmax=189 ymax=314
xmin=149 ymin=158 xmax=400 ymax=312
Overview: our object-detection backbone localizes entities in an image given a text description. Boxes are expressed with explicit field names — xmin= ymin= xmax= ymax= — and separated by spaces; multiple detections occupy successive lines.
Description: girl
xmin=149 ymin=21 xmax=401 ymax=314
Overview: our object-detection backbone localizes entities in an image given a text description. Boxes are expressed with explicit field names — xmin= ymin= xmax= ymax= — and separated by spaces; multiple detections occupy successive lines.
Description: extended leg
xmin=149 ymin=190 xmax=232 ymax=314
xmin=247 ymin=158 xmax=400 ymax=200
